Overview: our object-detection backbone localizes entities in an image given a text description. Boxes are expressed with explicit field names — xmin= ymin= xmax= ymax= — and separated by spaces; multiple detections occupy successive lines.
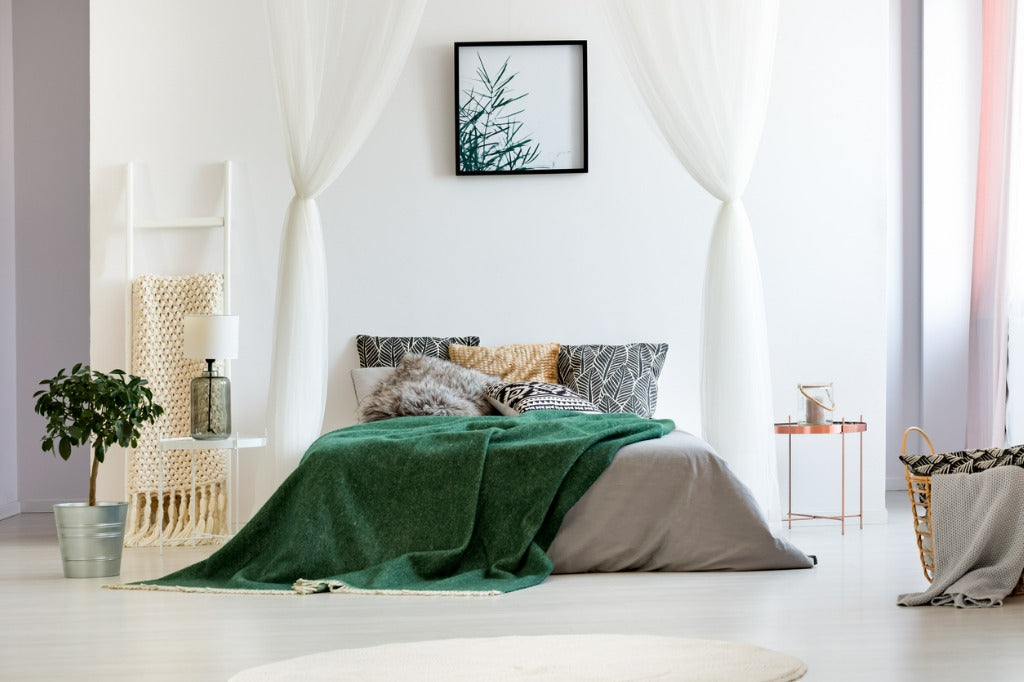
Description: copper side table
xmin=774 ymin=417 xmax=866 ymax=535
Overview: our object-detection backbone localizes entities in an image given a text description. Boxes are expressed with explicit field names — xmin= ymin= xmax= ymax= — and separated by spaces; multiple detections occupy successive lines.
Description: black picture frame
xmin=454 ymin=40 xmax=588 ymax=175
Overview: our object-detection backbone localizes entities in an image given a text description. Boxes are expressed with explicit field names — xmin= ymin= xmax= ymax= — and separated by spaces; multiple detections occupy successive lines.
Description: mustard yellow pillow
xmin=449 ymin=343 xmax=560 ymax=383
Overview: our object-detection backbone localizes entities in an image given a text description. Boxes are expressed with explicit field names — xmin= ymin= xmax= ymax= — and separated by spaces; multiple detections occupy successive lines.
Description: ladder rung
xmin=135 ymin=216 xmax=225 ymax=229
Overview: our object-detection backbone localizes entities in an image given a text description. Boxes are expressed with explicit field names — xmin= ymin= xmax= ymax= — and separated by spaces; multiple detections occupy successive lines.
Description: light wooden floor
xmin=1 ymin=491 xmax=1021 ymax=681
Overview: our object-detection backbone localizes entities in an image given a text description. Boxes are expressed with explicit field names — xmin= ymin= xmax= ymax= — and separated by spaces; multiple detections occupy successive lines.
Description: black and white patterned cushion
xmin=557 ymin=343 xmax=668 ymax=419
xmin=900 ymin=444 xmax=1024 ymax=476
xmin=357 ymin=335 xmax=480 ymax=368
xmin=486 ymin=381 xmax=601 ymax=417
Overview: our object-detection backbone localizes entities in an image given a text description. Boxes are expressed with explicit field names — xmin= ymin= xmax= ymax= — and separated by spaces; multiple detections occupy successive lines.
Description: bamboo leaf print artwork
xmin=458 ymin=54 xmax=541 ymax=172
xmin=454 ymin=41 xmax=587 ymax=175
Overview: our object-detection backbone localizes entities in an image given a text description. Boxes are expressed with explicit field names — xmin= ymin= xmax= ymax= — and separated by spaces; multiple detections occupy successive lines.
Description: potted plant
xmin=33 ymin=364 xmax=163 ymax=578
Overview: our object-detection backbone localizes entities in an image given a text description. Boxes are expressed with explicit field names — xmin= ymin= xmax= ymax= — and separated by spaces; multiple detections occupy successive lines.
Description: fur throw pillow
xmin=357 ymin=354 xmax=499 ymax=423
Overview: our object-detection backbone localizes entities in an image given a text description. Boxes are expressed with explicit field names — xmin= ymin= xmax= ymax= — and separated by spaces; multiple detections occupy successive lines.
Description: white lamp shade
xmin=183 ymin=315 xmax=239 ymax=360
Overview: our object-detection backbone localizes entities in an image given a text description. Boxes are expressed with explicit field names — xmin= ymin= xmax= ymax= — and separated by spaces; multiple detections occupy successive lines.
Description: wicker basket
xmin=901 ymin=426 xmax=1024 ymax=596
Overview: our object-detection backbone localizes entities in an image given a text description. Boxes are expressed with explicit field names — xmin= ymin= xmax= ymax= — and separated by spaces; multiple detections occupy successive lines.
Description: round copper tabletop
xmin=774 ymin=421 xmax=867 ymax=435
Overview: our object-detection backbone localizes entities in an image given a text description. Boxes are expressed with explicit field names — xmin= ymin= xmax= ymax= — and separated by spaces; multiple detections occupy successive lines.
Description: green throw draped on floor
xmin=124 ymin=411 xmax=674 ymax=595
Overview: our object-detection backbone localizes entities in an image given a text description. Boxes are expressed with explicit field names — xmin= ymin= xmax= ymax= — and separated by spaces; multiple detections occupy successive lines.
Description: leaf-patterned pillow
xmin=557 ymin=343 xmax=668 ymax=418
xmin=356 ymin=335 xmax=480 ymax=368
xmin=900 ymin=444 xmax=1024 ymax=476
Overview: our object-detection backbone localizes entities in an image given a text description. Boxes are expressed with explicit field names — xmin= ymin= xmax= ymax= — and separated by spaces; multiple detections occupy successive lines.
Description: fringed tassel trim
xmin=291 ymin=579 xmax=501 ymax=597
xmin=103 ymin=584 xmax=296 ymax=595
xmin=105 ymin=579 xmax=501 ymax=597
xmin=123 ymin=482 xmax=228 ymax=547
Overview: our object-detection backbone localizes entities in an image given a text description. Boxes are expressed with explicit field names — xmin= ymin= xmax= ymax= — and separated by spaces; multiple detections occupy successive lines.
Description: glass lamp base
xmin=191 ymin=371 xmax=232 ymax=440
xmin=193 ymin=431 xmax=231 ymax=441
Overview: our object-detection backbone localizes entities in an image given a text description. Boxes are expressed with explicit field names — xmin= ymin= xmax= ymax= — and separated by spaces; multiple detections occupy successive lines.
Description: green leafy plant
xmin=459 ymin=54 xmax=541 ymax=172
xmin=34 ymin=364 xmax=163 ymax=505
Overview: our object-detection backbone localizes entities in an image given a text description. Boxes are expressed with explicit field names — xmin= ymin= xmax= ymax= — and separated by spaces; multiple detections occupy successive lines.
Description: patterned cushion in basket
xmin=486 ymin=381 xmax=601 ymax=417
xmin=557 ymin=343 xmax=668 ymax=419
xmin=357 ymin=335 xmax=480 ymax=367
xmin=900 ymin=444 xmax=1024 ymax=476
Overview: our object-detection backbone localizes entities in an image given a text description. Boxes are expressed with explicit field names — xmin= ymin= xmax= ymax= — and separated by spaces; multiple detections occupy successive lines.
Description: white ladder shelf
xmin=122 ymin=160 xmax=235 ymax=532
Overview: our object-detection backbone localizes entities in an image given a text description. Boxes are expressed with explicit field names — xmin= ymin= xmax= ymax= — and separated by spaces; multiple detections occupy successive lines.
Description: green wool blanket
xmin=118 ymin=411 xmax=673 ymax=595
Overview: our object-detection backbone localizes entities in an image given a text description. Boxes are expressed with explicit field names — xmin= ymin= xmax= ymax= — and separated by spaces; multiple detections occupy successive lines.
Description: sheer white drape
xmin=607 ymin=0 xmax=781 ymax=521
xmin=259 ymin=0 xmax=426 ymax=503
xmin=985 ymin=0 xmax=1024 ymax=447
xmin=967 ymin=0 xmax=1022 ymax=447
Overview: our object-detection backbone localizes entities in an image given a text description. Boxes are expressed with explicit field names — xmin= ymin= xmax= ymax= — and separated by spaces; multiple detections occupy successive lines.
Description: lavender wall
xmin=0 ymin=0 xmax=17 ymax=519
xmin=12 ymin=0 xmax=90 ymax=509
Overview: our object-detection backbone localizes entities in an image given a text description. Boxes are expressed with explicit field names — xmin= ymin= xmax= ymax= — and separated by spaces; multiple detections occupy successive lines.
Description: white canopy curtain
xmin=259 ymin=0 xmax=426 ymax=503
xmin=606 ymin=0 xmax=781 ymax=522
xmin=973 ymin=0 xmax=1023 ymax=447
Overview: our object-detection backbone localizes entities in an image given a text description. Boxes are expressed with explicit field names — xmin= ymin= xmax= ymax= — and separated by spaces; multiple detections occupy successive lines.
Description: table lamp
xmin=183 ymin=314 xmax=239 ymax=440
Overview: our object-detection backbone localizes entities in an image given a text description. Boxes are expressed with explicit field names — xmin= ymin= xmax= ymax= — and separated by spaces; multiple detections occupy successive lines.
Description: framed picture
xmin=454 ymin=40 xmax=588 ymax=175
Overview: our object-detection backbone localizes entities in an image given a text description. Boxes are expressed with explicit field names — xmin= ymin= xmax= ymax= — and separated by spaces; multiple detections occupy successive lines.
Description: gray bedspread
xmin=898 ymin=466 xmax=1024 ymax=608
xmin=549 ymin=430 xmax=813 ymax=573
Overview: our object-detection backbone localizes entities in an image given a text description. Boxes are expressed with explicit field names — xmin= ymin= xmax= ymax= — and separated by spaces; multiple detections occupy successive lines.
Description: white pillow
xmin=350 ymin=367 xmax=396 ymax=406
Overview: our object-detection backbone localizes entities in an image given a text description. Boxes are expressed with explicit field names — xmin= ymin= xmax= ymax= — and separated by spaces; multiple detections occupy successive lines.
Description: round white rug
xmin=229 ymin=634 xmax=807 ymax=681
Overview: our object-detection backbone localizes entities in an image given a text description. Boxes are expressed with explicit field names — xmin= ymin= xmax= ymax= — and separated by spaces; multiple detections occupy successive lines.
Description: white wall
xmin=90 ymin=0 xmax=287 ymax=510
xmin=757 ymin=0 xmax=889 ymax=520
xmin=0 ymin=0 xmax=17 ymax=520
xmin=13 ymin=0 xmax=91 ymax=510
xmin=91 ymin=0 xmax=890 ymax=524
xmin=920 ymin=0 xmax=981 ymax=454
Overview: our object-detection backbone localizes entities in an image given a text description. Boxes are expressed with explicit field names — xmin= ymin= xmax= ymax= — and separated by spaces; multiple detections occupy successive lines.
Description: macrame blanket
xmin=124 ymin=273 xmax=228 ymax=547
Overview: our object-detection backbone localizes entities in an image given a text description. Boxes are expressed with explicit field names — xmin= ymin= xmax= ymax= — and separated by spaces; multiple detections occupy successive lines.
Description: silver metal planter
xmin=53 ymin=502 xmax=128 ymax=578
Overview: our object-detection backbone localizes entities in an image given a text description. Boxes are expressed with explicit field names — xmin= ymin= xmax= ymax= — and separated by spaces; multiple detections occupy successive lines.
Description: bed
xmin=113 ymin=339 xmax=810 ymax=595
xmin=349 ymin=340 xmax=811 ymax=576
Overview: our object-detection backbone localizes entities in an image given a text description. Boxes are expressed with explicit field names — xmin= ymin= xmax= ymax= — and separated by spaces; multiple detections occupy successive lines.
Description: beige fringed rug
xmin=125 ymin=273 xmax=228 ymax=547
xmin=227 ymin=634 xmax=807 ymax=681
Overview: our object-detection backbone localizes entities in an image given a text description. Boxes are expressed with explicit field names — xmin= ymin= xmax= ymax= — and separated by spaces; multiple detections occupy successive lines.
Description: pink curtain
xmin=966 ymin=0 xmax=1021 ymax=447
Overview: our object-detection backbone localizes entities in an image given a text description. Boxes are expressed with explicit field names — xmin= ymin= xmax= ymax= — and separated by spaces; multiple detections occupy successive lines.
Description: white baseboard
xmin=886 ymin=476 xmax=908 ymax=491
xmin=18 ymin=499 xmax=84 ymax=513
xmin=864 ymin=507 xmax=889 ymax=524
xmin=0 ymin=500 xmax=20 ymax=520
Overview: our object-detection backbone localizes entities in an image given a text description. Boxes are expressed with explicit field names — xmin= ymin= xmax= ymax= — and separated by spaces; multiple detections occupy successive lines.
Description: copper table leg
xmin=788 ymin=432 xmax=793 ymax=530
xmin=841 ymin=423 xmax=846 ymax=536
xmin=859 ymin=413 xmax=864 ymax=529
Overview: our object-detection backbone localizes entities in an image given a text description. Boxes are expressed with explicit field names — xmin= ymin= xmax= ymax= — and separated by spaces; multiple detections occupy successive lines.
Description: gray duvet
xmin=549 ymin=430 xmax=813 ymax=573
